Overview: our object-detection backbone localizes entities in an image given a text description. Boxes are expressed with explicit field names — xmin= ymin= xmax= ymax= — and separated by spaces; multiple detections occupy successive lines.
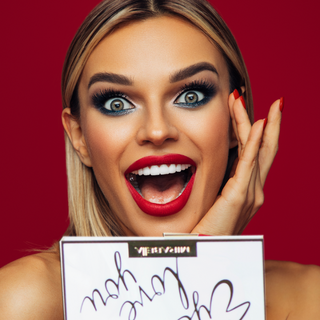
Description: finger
xmin=192 ymin=117 xmax=266 ymax=236
xmin=241 ymin=117 xmax=267 ymax=228
xmin=223 ymin=119 xmax=265 ymax=234
xmin=225 ymin=118 xmax=265 ymax=199
xmin=259 ymin=97 xmax=283 ymax=186
xmin=228 ymin=90 xmax=240 ymax=144
xmin=233 ymin=97 xmax=255 ymax=156
xmin=244 ymin=152 xmax=264 ymax=225
xmin=228 ymin=89 xmax=248 ymax=145
xmin=191 ymin=121 xmax=265 ymax=236
xmin=245 ymin=152 xmax=259 ymax=212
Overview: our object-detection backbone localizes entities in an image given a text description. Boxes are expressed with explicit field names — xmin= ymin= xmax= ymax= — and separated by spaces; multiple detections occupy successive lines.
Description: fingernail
xmin=279 ymin=97 xmax=284 ymax=112
xmin=240 ymin=96 xmax=246 ymax=109
xmin=199 ymin=234 xmax=210 ymax=236
xmin=233 ymin=89 xmax=240 ymax=99
xmin=263 ymin=118 xmax=268 ymax=129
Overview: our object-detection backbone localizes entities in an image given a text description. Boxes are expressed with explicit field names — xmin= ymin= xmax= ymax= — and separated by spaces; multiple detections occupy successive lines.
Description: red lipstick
xmin=125 ymin=154 xmax=196 ymax=217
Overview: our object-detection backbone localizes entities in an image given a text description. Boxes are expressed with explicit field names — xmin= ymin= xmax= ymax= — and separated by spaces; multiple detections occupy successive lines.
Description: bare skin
xmin=0 ymin=252 xmax=63 ymax=320
xmin=1 ymin=16 xmax=319 ymax=320
xmin=62 ymin=16 xmax=275 ymax=237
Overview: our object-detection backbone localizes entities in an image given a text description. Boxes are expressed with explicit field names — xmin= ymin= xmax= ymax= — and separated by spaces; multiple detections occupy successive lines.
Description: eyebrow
xmin=88 ymin=62 xmax=218 ymax=89
xmin=88 ymin=72 xmax=133 ymax=89
xmin=170 ymin=62 xmax=219 ymax=83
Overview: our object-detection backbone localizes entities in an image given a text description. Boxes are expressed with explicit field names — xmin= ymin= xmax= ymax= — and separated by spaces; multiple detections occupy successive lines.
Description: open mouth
xmin=124 ymin=154 xmax=196 ymax=217
xmin=126 ymin=164 xmax=195 ymax=204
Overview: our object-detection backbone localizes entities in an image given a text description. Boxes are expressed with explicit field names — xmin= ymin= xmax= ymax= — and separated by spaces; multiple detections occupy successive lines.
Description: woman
xmin=1 ymin=0 xmax=320 ymax=319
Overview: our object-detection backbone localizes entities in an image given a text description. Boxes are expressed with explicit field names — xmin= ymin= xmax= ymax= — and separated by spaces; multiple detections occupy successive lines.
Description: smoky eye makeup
xmin=174 ymin=79 xmax=217 ymax=108
xmin=91 ymin=89 xmax=135 ymax=116
xmin=90 ymin=79 xmax=217 ymax=115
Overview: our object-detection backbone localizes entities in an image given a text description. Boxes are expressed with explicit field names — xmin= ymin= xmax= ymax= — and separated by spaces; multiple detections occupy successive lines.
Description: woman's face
xmin=75 ymin=16 xmax=235 ymax=236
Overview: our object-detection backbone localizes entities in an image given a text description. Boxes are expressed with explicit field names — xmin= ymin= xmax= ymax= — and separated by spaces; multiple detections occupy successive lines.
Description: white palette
xmin=60 ymin=236 xmax=265 ymax=320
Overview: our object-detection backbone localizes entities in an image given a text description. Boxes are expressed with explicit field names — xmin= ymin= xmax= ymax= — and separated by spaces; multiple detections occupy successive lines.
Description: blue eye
xmin=92 ymin=90 xmax=134 ymax=116
xmin=174 ymin=80 xmax=216 ymax=108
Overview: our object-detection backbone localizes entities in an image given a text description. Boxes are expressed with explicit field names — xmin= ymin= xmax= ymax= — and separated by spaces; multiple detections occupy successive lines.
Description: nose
xmin=136 ymin=107 xmax=179 ymax=146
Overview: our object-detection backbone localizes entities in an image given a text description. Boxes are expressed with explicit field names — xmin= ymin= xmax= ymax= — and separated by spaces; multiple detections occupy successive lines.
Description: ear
xmin=240 ymin=86 xmax=245 ymax=95
xmin=62 ymin=108 xmax=92 ymax=167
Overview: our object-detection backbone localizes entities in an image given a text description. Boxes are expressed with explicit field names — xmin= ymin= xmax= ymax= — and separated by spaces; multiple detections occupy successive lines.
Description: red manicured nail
xmin=279 ymin=97 xmax=284 ymax=112
xmin=199 ymin=234 xmax=210 ymax=236
xmin=233 ymin=89 xmax=240 ymax=99
xmin=240 ymin=96 xmax=246 ymax=109
xmin=263 ymin=118 xmax=268 ymax=129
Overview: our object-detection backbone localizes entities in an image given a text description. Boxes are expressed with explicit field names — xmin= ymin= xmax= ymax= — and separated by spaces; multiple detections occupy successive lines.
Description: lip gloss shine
xmin=125 ymin=154 xmax=196 ymax=216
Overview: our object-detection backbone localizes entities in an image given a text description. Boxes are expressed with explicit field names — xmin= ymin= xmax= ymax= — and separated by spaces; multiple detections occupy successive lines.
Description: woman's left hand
xmin=191 ymin=91 xmax=283 ymax=236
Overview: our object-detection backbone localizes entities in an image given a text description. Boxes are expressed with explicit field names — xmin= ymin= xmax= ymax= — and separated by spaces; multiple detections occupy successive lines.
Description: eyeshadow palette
xmin=60 ymin=236 xmax=265 ymax=320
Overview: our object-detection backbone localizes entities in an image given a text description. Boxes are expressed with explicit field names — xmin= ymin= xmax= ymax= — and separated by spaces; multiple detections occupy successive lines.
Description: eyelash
xmin=91 ymin=80 xmax=216 ymax=116
xmin=174 ymin=80 xmax=216 ymax=108
xmin=92 ymin=89 xmax=134 ymax=116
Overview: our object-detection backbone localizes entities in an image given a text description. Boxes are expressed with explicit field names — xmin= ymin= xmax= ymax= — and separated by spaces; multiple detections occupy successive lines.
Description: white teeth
xmin=143 ymin=167 xmax=150 ymax=175
xmin=169 ymin=164 xmax=176 ymax=173
xmin=131 ymin=164 xmax=191 ymax=176
xmin=159 ymin=164 xmax=169 ymax=175
xmin=150 ymin=165 xmax=160 ymax=175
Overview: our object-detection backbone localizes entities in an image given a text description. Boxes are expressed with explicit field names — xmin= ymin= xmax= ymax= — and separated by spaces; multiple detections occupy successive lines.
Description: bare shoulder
xmin=265 ymin=260 xmax=320 ymax=320
xmin=0 ymin=252 xmax=63 ymax=320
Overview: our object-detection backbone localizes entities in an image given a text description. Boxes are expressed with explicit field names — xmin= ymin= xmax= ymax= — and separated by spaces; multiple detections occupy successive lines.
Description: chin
xmin=119 ymin=203 xmax=206 ymax=237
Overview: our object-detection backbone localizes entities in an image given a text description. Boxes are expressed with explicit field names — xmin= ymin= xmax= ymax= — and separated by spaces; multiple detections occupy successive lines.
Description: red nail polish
xmin=233 ymin=89 xmax=240 ymax=99
xmin=199 ymin=234 xmax=210 ymax=236
xmin=240 ymin=96 xmax=246 ymax=109
xmin=279 ymin=97 xmax=284 ymax=112
xmin=263 ymin=118 xmax=267 ymax=129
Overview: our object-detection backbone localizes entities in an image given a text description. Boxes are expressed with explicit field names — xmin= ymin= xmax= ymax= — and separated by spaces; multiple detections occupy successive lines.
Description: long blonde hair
xmin=61 ymin=0 xmax=254 ymax=237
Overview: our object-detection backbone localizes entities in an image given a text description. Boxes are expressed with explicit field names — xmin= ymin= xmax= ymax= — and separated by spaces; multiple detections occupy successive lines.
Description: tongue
xmin=140 ymin=174 xmax=185 ymax=204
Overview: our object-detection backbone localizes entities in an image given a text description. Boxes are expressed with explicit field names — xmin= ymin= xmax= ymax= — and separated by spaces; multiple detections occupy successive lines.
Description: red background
xmin=1 ymin=0 xmax=319 ymax=268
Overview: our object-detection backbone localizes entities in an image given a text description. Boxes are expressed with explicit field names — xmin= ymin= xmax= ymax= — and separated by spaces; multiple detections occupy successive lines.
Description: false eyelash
xmin=175 ymin=79 xmax=217 ymax=108
xmin=91 ymin=89 xmax=134 ymax=116
xmin=179 ymin=79 xmax=216 ymax=93
xmin=92 ymin=89 xmax=128 ymax=108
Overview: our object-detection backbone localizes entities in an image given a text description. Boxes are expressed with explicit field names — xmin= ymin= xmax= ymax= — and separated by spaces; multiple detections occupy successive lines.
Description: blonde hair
xmin=61 ymin=0 xmax=254 ymax=237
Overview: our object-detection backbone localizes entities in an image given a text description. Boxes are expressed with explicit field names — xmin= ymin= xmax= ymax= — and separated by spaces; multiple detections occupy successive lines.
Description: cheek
xmin=199 ymin=111 xmax=230 ymax=149
xmin=81 ymin=113 xmax=135 ymax=185
xmin=201 ymin=114 xmax=230 ymax=185
xmin=178 ymin=104 xmax=230 ymax=157
xmin=178 ymin=103 xmax=231 ymax=196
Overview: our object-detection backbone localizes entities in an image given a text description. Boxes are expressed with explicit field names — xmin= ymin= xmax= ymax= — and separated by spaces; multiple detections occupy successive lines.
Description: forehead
xmin=82 ymin=15 xmax=228 ymax=85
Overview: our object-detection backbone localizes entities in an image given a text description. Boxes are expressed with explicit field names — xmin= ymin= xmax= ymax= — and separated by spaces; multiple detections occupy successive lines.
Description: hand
xmin=191 ymin=90 xmax=283 ymax=235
